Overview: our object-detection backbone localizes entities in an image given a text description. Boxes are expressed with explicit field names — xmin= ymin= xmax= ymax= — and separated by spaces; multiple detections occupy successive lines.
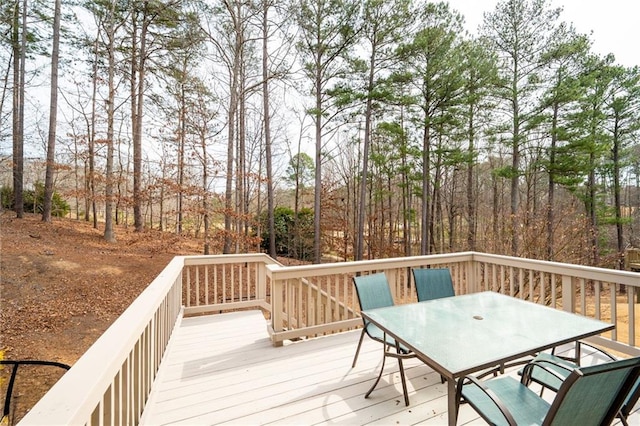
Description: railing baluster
xmin=629 ymin=289 xmax=636 ymax=347
xmin=214 ymin=264 xmax=218 ymax=304
xmin=297 ymin=277 xmax=304 ymax=327
xmin=222 ymin=264 xmax=227 ymax=304
xmin=204 ymin=265 xmax=209 ymax=306
xmin=610 ymin=282 xmax=618 ymax=341
xmin=186 ymin=267 xmax=191 ymax=307
xmin=579 ymin=278 xmax=586 ymax=315
xmin=595 ymin=281 xmax=602 ymax=320
xmin=238 ymin=263 xmax=242 ymax=302
xmin=195 ymin=267 xmax=200 ymax=306
xmin=509 ymin=266 xmax=514 ymax=296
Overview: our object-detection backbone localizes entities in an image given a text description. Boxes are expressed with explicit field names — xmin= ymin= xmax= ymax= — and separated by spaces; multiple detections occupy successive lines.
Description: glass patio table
xmin=361 ymin=291 xmax=615 ymax=426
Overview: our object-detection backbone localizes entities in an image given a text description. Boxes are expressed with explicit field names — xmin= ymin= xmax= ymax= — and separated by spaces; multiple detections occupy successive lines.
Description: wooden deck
xmin=141 ymin=310 xmax=639 ymax=426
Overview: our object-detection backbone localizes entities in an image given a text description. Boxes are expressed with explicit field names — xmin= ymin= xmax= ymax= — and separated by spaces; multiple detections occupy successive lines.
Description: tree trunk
xmin=492 ymin=161 xmax=500 ymax=253
xmin=238 ymin=66 xmax=246 ymax=252
xmin=356 ymin=52 xmax=376 ymax=261
xmin=132 ymin=2 xmax=150 ymax=232
xmin=588 ymin=151 xmax=599 ymax=265
xmin=546 ymin=102 xmax=559 ymax=260
xmin=466 ymin=101 xmax=476 ymax=251
xmin=262 ymin=0 xmax=276 ymax=258
xmin=104 ymin=0 xmax=117 ymax=242
xmin=42 ymin=0 xmax=61 ymax=223
xmin=313 ymin=67 xmax=322 ymax=263
xmin=130 ymin=7 xmax=140 ymax=230
xmin=177 ymin=60 xmax=186 ymax=235
xmin=12 ymin=0 xmax=26 ymax=219
xmin=612 ymin=113 xmax=624 ymax=269
xmin=201 ymin=124 xmax=210 ymax=254
xmin=116 ymin=134 xmax=127 ymax=226
xmin=223 ymin=14 xmax=240 ymax=253
xmin=511 ymin=86 xmax=520 ymax=257
xmin=420 ymin=123 xmax=430 ymax=255
xmin=88 ymin=32 xmax=99 ymax=227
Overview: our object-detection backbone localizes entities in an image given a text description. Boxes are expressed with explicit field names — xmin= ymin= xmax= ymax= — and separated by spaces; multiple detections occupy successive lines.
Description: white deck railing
xmin=17 ymin=252 xmax=640 ymax=425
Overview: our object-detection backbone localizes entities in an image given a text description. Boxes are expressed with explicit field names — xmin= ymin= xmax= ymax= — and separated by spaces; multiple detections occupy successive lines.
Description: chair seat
xmin=462 ymin=376 xmax=550 ymax=426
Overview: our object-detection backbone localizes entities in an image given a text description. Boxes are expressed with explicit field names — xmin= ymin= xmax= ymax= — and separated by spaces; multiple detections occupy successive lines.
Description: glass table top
xmin=361 ymin=291 xmax=614 ymax=378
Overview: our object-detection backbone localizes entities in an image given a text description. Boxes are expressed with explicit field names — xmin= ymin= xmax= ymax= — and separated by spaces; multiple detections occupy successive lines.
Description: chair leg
xmin=619 ymin=412 xmax=629 ymax=426
xmin=365 ymin=343 xmax=388 ymax=399
xmin=352 ymin=328 xmax=366 ymax=368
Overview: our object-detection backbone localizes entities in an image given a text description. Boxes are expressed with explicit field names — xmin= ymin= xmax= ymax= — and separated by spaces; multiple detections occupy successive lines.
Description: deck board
xmin=141 ymin=310 xmax=638 ymax=425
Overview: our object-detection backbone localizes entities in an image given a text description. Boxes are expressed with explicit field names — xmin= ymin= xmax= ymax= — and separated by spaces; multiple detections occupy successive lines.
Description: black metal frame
xmin=1 ymin=360 xmax=71 ymax=424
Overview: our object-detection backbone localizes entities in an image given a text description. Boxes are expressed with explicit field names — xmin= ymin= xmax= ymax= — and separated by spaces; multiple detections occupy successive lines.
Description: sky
xmin=445 ymin=0 xmax=639 ymax=68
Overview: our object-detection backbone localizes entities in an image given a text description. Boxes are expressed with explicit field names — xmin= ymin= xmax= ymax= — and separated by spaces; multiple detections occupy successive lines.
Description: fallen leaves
xmin=0 ymin=212 xmax=202 ymax=423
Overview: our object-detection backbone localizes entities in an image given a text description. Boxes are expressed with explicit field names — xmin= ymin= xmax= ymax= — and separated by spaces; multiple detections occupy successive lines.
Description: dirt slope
xmin=0 ymin=212 xmax=201 ymax=424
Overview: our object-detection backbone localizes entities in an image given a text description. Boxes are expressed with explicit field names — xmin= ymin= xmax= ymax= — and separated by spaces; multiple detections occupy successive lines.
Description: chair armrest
xmin=577 ymin=341 xmax=617 ymax=361
xmin=456 ymin=375 xmax=518 ymax=426
xmin=521 ymin=358 xmax=574 ymax=386
xmin=552 ymin=341 xmax=617 ymax=363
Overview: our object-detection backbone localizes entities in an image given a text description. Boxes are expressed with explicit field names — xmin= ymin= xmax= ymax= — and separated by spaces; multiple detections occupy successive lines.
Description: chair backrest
xmin=543 ymin=356 xmax=640 ymax=426
xmin=411 ymin=268 xmax=455 ymax=302
xmin=353 ymin=273 xmax=394 ymax=312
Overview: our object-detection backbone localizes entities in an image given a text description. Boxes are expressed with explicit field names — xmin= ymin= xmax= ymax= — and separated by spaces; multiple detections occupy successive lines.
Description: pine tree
xmin=294 ymin=0 xmax=360 ymax=263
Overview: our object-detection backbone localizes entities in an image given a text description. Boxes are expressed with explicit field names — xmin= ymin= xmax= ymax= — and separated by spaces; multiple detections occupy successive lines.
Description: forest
xmin=1 ymin=0 xmax=639 ymax=268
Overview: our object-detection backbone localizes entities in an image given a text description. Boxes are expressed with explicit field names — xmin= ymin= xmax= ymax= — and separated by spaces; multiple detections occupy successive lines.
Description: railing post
xmin=466 ymin=259 xmax=478 ymax=293
xmin=386 ymin=269 xmax=399 ymax=301
xmin=269 ymin=267 xmax=284 ymax=347
xmin=257 ymin=262 xmax=267 ymax=301
xmin=561 ymin=275 xmax=575 ymax=312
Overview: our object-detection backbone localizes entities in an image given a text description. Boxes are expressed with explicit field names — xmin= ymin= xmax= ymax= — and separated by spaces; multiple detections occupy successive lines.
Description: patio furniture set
xmin=353 ymin=269 xmax=640 ymax=426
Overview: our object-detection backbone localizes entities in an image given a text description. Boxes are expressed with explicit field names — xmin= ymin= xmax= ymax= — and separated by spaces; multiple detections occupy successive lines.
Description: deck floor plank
xmin=141 ymin=310 xmax=638 ymax=426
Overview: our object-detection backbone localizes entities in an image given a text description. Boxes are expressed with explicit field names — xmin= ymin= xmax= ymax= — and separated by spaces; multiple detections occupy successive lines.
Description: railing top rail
xmin=472 ymin=252 xmax=640 ymax=286
xmin=265 ymin=252 xmax=475 ymax=279
xmin=262 ymin=251 xmax=639 ymax=286
xmin=183 ymin=253 xmax=279 ymax=266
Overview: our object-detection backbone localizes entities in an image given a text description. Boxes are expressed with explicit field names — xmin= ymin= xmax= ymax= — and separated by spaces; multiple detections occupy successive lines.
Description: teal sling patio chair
xmin=352 ymin=272 xmax=414 ymax=406
xmin=522 ymin=346 xmax=640 ymax=426
xmin=412 ymin=267 xmax=455 ymax=384
xmin=411 ymin=267 xmax=455 ymax=302
xmin=455 ymin=355 xmax=640 ymax=426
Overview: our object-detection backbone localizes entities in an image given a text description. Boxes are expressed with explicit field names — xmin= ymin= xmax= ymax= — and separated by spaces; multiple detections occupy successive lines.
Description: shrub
xmin=1 ymin=183 xmax=70 ymax=217
xmin=258 ymin=206 xmax=314 ymax=261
